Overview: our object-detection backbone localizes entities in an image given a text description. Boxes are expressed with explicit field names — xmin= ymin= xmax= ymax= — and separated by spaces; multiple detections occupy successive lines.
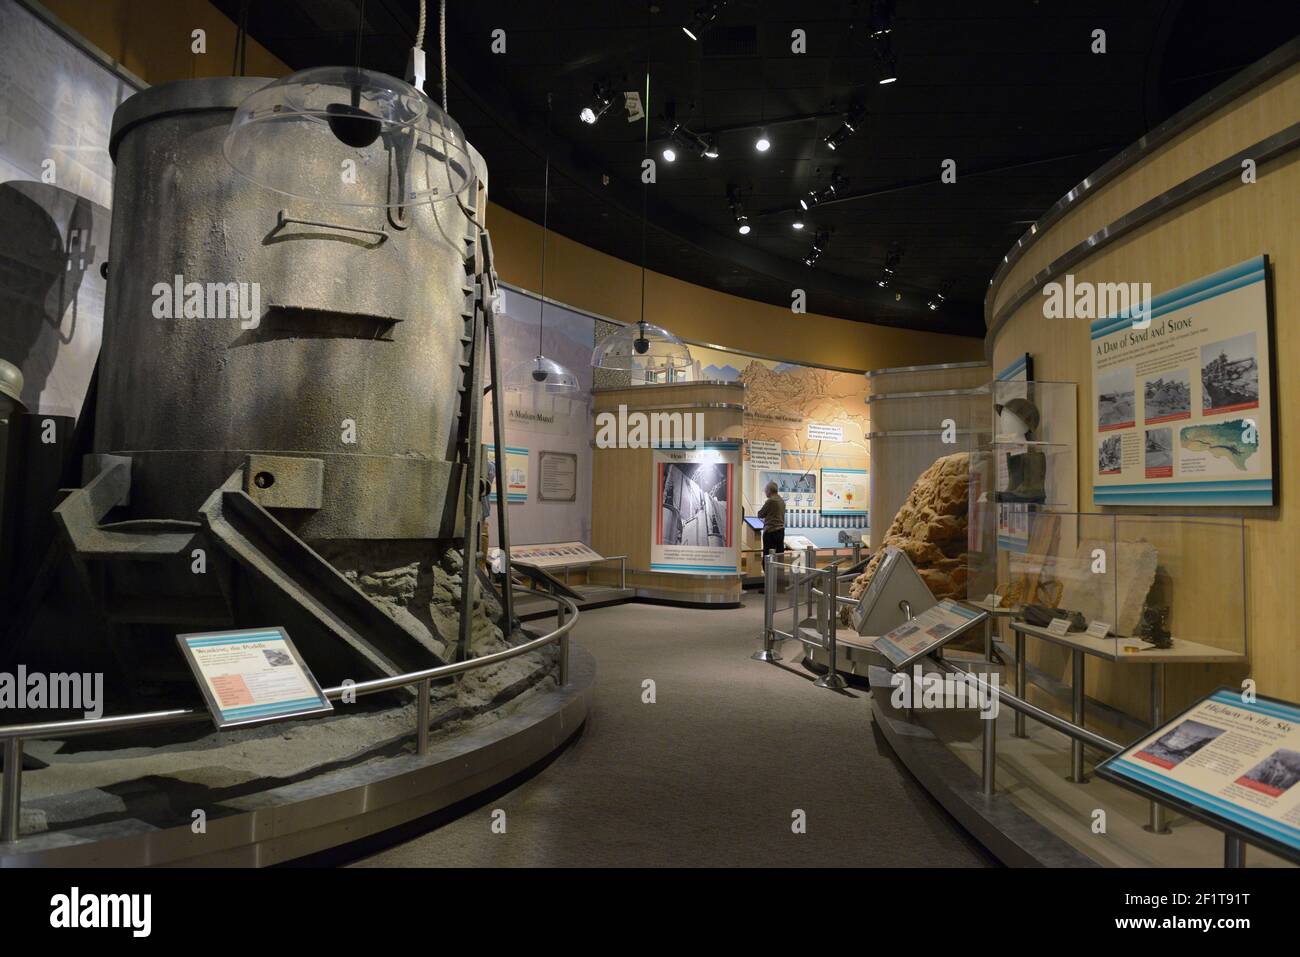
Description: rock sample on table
xmin=847 ymin=452 xmax=970 ymax=605
xmin=1057 ymin=538 xmax=1158 ymax=637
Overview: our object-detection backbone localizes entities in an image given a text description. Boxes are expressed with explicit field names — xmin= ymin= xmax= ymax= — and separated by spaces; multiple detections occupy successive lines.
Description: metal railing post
xmin=1014 ymin=628 xmax=1027 ymax=738
xmin=804 ymin=545 xmax=816 ymax=617
xmin=557 ymin=601 xmax=571 ymax=686
xmin=1069 ymin=649 xmax=1087 ymax=783
xmin=1 ymin=738 xmax=21 ymax=843
xmin=1146 ymin=663 xmax=1170 ymax=833
xmin=981 ymin=706 xmax=997 ymax=797
xmin=1224 ymin=834 xmax=1246 ymax=868
xmin=416 ymin=679 xmax=430 ymax=756
xmin=814 ymin=567 xmax=846 ymax=691
xmin=619 ymin=556 xmax=626 ymax=590
xmin=753 ymin=554 xmax=781 ymax=662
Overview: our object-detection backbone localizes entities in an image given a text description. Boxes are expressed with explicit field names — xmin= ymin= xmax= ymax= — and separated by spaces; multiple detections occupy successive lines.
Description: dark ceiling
xmin=214 ymin=0 xmax=1300 ymax=338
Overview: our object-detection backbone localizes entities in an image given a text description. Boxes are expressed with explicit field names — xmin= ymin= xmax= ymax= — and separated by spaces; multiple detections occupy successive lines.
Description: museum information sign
xmin=747 ymin=439 xmax=782 ymax=470
xmin=820 ymin=467 xmax=868 ymax=515
xmin=1090 ymin=256 xmax=1273 ymax=506
xmin=873 ymin=599 xmax=987 ymax=670
xmin=177 ymin=627 xmax=332 ymax=729
xmin=652 ymin=441 xmax=740 ymax=574
xmin=486 ymin=445 xmax=529 ymax=503
xmin=1097 ymin=689 xmax=1300 ymax=861
xmin=538 ymin=450 xmax=577 ymax=502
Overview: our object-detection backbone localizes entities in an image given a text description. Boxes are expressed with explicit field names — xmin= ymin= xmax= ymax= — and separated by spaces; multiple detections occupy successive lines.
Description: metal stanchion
xmin=753 ymin=554 xmax=781 ymax=662
xmin=814 ymin=567 xmax=847 ymax=691
xmin=981 ymin=706 xmax=997 ymax=797
xmin=416 ymin=678 xmax=430 ymax=756
xmin=1069 ymin=649 xmax=1087 ymax=783
xmin=1146 ymin=663 xmax=1171 ymax=833
xmin=558 ymin=602 xmax=570 ymax=686
xmin=1224 ymin=834 xmax=1246 ymax=868
xmin=1014 ymin=629 xmax=1027 ymax=738
xmin=1 ymin=738 xmax=22 ymax=843
xmin=804 ymin=545 xmax=816 ymax=618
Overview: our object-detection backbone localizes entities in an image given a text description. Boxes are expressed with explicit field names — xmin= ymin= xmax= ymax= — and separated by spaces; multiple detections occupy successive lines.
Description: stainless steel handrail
xmin=0 ymin=584 xmax=580 ymax=843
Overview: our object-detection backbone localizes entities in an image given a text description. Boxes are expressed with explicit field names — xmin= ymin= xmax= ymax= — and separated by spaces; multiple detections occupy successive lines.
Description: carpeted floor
xmin=347 ymin=592 xmax=994 ymax=867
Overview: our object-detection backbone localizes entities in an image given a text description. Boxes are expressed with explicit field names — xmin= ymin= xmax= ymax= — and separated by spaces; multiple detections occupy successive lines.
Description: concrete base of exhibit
xmin=0 ymin=648 xmax=594 ymax=867
xmin=866 ymin=664 xmax=1096 ymax=868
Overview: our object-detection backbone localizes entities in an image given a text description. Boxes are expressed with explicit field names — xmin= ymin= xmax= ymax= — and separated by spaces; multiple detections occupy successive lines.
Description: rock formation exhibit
xmin=848 ymin=452 xmax=971 ymax=604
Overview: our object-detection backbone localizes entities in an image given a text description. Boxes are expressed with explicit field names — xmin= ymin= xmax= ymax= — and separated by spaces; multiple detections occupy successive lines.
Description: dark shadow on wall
xmin=0 ymin=181 xmax=104 ymax=411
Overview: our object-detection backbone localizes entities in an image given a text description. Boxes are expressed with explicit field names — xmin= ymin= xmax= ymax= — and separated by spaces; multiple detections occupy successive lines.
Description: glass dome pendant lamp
xmin=590 ymin=71 xmax=692 ymax=382
xmin=222 ymin=0 xmax=473 ymax=209
xmin=504 ymin=92 xmax=580 ymax=397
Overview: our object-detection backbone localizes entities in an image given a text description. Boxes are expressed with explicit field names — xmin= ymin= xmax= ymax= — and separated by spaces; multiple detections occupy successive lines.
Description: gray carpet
xmin=350 ymin=592 xmax=993 ymax=867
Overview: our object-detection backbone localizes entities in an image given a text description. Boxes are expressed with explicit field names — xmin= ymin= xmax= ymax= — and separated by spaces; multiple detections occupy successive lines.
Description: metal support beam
xmin=484 ymin=308 xmax=514 ymax=634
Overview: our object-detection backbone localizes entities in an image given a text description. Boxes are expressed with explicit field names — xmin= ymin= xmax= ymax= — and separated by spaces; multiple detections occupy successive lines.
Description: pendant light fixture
xmin=505 ymin=90 xmax=580 ymax=396
xmin=591 ymin=67 xmax=692 ymax=382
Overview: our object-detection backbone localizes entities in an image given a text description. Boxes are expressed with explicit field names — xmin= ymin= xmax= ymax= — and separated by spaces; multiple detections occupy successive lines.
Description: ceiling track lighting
xmin=803 ymin=228 xmax=831 ymax=268
xmin=666 ymin=122 xmax=718 ymax=160
xmin=799 ymin=170 xmax=847 ymax=211
xmin=877 ymin=243 xmax=904 ymax=288
xmin=755 ymin=129 xmax=771 ymax=152
xmin=873 ymin=35 xmax=899 ymax=85
xmin=927 ymin=280 xmax=953 ymax=312
xmin=727 ymin=183 xmax=751 ymax=235
xmin=683 ymin=1 xmax=726 ymax=41
xmin=867 ymin=0 xmax=896 ymax=39
xmin=580 ymin=81 xmax=615 ymax=125
xmin=824 ymin=103 xmax=867 ymax=151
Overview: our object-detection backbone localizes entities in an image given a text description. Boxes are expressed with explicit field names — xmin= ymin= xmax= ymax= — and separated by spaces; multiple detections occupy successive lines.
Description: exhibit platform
xmin=514 ymin=584 xmax=636 ymax=619
xmin=863 ymin=660 xmax=1295 ymax=868
xmin=0 ymin=647 xmax=593 ymax=867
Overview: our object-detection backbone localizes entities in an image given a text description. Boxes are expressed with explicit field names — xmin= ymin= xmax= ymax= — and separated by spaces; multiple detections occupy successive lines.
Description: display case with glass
xmin=967 ymin=379 xmax=1077 ymax=608
xmin=969 ymin=509 xmax=1247 ymax=659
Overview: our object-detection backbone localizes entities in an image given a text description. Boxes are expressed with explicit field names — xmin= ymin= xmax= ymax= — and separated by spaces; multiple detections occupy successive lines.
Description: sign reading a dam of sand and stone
xmin=1089 ymin=256 xmax=1274 ymax=506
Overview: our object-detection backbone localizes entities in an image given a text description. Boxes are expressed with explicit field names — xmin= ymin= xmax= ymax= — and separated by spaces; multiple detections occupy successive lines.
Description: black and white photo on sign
xmin=1144 ymin=427 xmax=1172 ymax=469
xmin=1239 ymin=749 xmax=1300 ymax=795
xmin=1098 ymin=434 xmax=1122 ymax=474
xmin=1097 ymin=365 xmax=1136 ymax=428
xmin=1137 ymin=719 xmax=1225 ymax=768
xmin=659 ymin=462 xmax=730 ymax=548
xmin=1143 ymin=368 xmax=1191 ymax=421
xmin=1201 ymin=331 xmax=1260 ymax=412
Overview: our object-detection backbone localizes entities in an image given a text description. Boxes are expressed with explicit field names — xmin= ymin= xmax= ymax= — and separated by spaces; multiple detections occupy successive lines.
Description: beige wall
xmin=987 ymin=60 xmax=1300 ymax=718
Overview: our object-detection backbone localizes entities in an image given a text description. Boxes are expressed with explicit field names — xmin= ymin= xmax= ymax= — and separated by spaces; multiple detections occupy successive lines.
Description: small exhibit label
xmin=1047 ymin=618 xmax=1072 ymax=637
xmin=1085 ymin=620 xmax=1112 ymax=639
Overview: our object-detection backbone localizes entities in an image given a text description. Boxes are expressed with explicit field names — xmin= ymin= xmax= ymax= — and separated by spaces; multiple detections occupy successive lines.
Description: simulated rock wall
xmin=849 ymin=452 xmax=970 ymax=603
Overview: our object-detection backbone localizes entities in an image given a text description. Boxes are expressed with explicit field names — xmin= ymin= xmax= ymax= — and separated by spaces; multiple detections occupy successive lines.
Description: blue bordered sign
xmin=1096 ymin=687 xmax=1300 ymax=863
xmin=177 ymin=627 xmax=333 ymax=730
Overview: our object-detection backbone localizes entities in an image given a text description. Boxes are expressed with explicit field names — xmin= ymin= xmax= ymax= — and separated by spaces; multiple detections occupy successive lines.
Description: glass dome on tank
xmin=223 ymin=66 xmax=473 ymax=208
xmin=592 ymin=320 xmax=694 ymax=382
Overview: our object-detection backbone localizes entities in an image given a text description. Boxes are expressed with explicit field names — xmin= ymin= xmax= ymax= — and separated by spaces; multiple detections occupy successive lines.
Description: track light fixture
xmin=791 ymin=220 xmax=805 ymax=230
xmin=667 ymin=122 xmax=718 ymax=160
xmin=803 ymin=229 xmax=831 ymax=268
xmin=877 ymin=243 xmax=904 ymax=288
xmin=755 ymin=130 xmax=771 ymax=152
xmin=580 ymin=81 xmax=615 ymax=124
xmin=867 ymin=0 xmax=896 ymax=39
xmin=683 ymin=1 xmax=726 ymax=41
xmin=874 ymin=35 xmax=898 ymax=84
xmin=824 ymin=103 xmax=867 ymax=151
xmin=927 ymin=280 xmax=953 ymax=312
xmin=727 ymin=183 xmax=751 ymax=235
xmin=799 ymin=170 xmax=846 ymax=211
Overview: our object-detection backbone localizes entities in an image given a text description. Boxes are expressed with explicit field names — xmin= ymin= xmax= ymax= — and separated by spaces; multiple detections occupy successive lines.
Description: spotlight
xmin=877 ymin=243 xmax=903 ymax=288
xmin=580 ymin=81 xmax=615 ymax=124
xmin=803 ymin=228 xmax=831 ymax=267
xmin=927 ymin=281 xmax=952 ymax=312
xmin=792 ymin=220 xmax=805 ymax=230
xmin=874 ymin=36 xmax=898 ymax=84
xmin=755 ymin=131 xmax=771 ymax=152
xmin=868 ymin=0 xmax=895 ymax=39
xmin=683 ymin=2 xmax=725 ymax=41
xmin=727 ymin=183 xmax=751 ymax=235
xmin=801 ymin=170 xmax=846 ymax=210
xmin=662 ymin=146 xmax=677 ymax=163
xmin=824 ymin=103 xmax=866 ymax=151
xmin=668 ymin=122 xmax=718 ymax=160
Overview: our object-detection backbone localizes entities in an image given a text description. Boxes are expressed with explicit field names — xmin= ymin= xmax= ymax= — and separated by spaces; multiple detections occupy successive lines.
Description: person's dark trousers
xmin=762 ymin=529 xmax=785 ymax=559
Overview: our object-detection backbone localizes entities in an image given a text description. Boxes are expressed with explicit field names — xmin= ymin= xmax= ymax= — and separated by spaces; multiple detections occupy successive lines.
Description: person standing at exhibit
xmin=758 ymin=481 xmax=786 ymax=558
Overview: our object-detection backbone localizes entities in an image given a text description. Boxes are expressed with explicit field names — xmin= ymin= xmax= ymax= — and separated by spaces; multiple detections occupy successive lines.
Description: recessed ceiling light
xmin=755 ymin=133 xmax=770 ymax=152
xmin=738 ymin=222 xmax=751 ymax=235
xmin=792 ymin=221 xmax=804 ymax=230
xmin=662 ymin=147 xmax=677 ymax=162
